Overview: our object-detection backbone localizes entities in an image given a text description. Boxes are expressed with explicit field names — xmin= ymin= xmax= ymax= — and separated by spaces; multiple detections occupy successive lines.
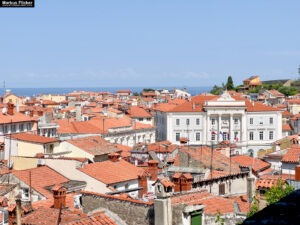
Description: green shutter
xmin=191 ymin=213 xmax=202 ymax=225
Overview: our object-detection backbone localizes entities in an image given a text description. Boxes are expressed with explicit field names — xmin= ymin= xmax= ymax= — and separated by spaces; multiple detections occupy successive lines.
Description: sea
xmin=5 ymin=86 xmax=212 ymax=97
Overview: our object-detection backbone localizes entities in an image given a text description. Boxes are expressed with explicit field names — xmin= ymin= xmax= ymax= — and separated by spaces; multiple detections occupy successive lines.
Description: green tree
xmin=265 ymin=179 xmax=294 ymax=205
xmin=226 ymin=76 xmax=235 ymax=90
xmin=278 ymin=86 xmax=298 ymax=96
xmin=210 ymin=85 xmax=224 ymax=95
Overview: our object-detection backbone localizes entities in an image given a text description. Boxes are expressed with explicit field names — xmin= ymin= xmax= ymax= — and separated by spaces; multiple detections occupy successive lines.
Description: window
xmin=270 ymin=117 xmax=273 ymax=125
xmin=211 ymin=118 xmax=216 ymax=125
xmin=19 ymin=124 xmax=24 ymax=132
xmin=249 ymin=132 xmax=254 ymax=140
xmin=219 ymin=183 xmax=225 ymax=195
xmin=259 ymin=131 xmax=264 ymax=140
xmin=196 ymin=118 xmax=200 ymax=125
xmin=3 ymin=125 xmax=8 ymax=134
xmin=22 ymin=188 xmax=29 ymax=199
xmin=27 ymin=123 xmax=32 ymax=131
xmin=234 ymin=118 xmax=238 ymax=125
xmin=176 ymin=133 xmax=180 ymax=141
xmin=269 ymin=131 xmax=274 ymax=140
xmin=45 ymin=144 xmax=54 ymax=154
xmin=250 ymin=118 xmax=253 ymax=125
xmin=211 ymin=132 xmax=216 ymax=141
xmin=176 ymin=119 xmax=180 ymax=126
xmin=125 ymin=183 xmax=129 ymax=190
xmin=196 ymin=132 xmax=200 ymax=141
xmin=186 ymin=119 xmax=190 ymax=126
xmin=11 ymin=125 xmax=16 ymax=133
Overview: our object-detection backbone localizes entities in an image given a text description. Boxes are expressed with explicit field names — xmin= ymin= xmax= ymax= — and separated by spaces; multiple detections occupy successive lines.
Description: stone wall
xmin=82 ymin=193 xmax=154 ymax=225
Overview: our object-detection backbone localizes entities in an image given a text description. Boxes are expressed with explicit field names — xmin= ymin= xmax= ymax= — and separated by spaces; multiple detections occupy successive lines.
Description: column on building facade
xmin=241 ymin=114 xmax=247 ymax=150
xmin=230 ymin=114 xmax=234 ymax=142
xmin=204 ymin=114 xmax=209 ymax=145
xmin=217 ymin=114 xmax=221 ymax=142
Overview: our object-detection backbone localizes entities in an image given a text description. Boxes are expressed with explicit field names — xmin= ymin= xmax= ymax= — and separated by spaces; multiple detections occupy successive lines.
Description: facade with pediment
xmin=154 ymin=91 xmax=282 ymax=157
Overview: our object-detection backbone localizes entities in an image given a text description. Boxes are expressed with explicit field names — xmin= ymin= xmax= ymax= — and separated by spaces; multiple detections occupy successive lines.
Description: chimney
xmin=52 ymin=185 xmax=67 ymax=209
xmin=295 ymin=165 xmax=300 ymax=181
xmin=75 ymin=105 xmax=82 ymax=121
xmin=37 ymin=110 xmax=43 ymax=116
xmin=172 ymin=173 xmax=181 ymax=193
xmin=148 ymin=160 xmax=159 ymax=181
xmin=15 ymin=195 xmax=22 ymax=225
xmin=108 ymin=153 xmax=120 ymax=162
xmin=29 ymin=110 xmax=34 ymax=117
xmin=172 ymin=173 xmax=193 ymax=193
xmin=247 ymin=176 xmax=255 ymax=203
xmin=138 ymin=171 xmax=149 ymax=198
xmin=7 ymin=101 xmax=14 ymax=116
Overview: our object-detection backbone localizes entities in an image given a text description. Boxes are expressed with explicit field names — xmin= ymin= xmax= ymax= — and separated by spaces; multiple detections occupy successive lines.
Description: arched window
xmin=248 ymin=149 xmax=254 ymax=157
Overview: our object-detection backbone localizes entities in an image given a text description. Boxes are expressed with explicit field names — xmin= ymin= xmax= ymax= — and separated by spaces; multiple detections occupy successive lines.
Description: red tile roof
xmin=171 ymin=190 xmax=249 ymax=215
xmin=11 ymin=166 xmax=69 ymax=199
xmin=281 ymin=146 xmax=300 ymax=163
xmin=79 ymin=159 xmax=145 ymax=185
xmin=231 ymin=155 xmax=271 ymax=173
xmin=62 ymin=211 xmax=118 ymax=225
xmin=10 ymin=133 xmax=59 ymax=144
xmin=127 ymin=106 xmax=152 ymax=118
xmin=67 ymin=136 xmax=120 ymax=156
xmin=0 ymin=110 xmax=37 ymax=124
xmin=282 ymin=124 xmax=292 ymax=131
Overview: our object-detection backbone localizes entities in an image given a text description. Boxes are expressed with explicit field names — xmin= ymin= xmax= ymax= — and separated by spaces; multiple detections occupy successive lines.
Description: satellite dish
xmin=2 ymin=107 xmax=7 ymax=115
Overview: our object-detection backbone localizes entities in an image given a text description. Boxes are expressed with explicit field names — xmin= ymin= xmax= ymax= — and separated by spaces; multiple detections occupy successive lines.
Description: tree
xmin=278 ymin=86 xmax=298 ymax=96
xmin=210 ymin=85 xmax=224 ymax=95
xmin=265 ymin=179 xmax=294 ymax=205
xmin=226 ymin=76 xmax=235 ymax=90
xmin=246 ymin=197 xmax=259 ymax=218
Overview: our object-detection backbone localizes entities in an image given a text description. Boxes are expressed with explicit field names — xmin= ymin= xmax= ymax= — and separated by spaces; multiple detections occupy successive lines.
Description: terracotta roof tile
xmin=79 ymin=159 xmax=145 ymax=184
xmin=281 ymin=146 xmax=300 ymax=163
xmin=231 ymin=155 xmax=271 ymax=173
xmin=10 ymin=133 xmax=59 ymax=144
xmin=67 ymin=136 xmax=120 ymax=156
xmin=11 ymin=166 xmax=69 ymax=199
xmin=127 ymin=106 xmax=152 ymax=118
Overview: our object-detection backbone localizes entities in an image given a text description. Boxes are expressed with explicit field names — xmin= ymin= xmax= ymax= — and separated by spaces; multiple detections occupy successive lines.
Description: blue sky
xmin=0 ymin=1 xmax=300 ymax=88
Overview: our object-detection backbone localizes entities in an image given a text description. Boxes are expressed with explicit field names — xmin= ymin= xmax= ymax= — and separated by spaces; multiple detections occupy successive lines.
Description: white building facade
xmin=155 ymin=91 xmax=282 ymax=157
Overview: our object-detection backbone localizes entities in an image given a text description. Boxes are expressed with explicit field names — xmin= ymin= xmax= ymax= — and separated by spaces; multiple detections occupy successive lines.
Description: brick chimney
xmin=138 ymin=171 xmax=149 ymax=198
xmin=108 ymin=153 xmax=120 ymax=162
xmin=148 ymin=160 xmax=159 ymax=181
xmin=37 ymin=110 xmax=43 ymax=116
xmin=29 ymin=110 xmax=34 ymax=117
xmin=172 ymin=173 xmax=193 ymax=192
xmin=295 ymin=165 xmax=300 ymax=181
xmin=7 ymin=101 xmax=14 ymax=116
xmin=52 ymin=185 xmax=67 ymax=209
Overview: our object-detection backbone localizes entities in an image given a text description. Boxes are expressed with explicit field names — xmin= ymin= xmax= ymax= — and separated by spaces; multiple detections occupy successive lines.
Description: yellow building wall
xmin=59 ymin=142 xmax=94 ymax=161
xmin=3 ymin=95 xmax=24 ymax=106
xmin=17 ymin=142 xmax=44 ymax=157
xmin=41 ymin=94 xmax=66 ymax=102
xmin=11 ymin=156 xmax=38 ymax=170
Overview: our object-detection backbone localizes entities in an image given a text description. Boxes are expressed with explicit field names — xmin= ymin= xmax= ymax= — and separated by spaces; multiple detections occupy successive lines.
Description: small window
xmin=125 ymin=183 xmax=129 ymax=190
xmin=176 ymin=133 xmax=180 ymax=141
xmin=234 ymin=118 xmax=238 ymax=125
xmin=249 ymin=132 xmax=254 ymax=141
xmin=186 ymin=119 xmax=190 ymax=126
xmin=11 ymin=125 xmax=16 ymax=133
xmin=19 ymin=124 xmax=24 ymax=132
xmin=211 ymin=132 xmax=216 ymax=141
xmin=3 ymin=125 xmax=8 ymax=134
xmin=269 ymin=131 xmax=274 ymax=140
xmin=250 ymin=118 xmax=253 ymax=125
xmin=196 ymin=132 xmax=200 ymax=141
xmin=22 ymin=188 xmax=29 ymax=199
xmin=27 ymin=123 xmax=32 ymax=131
xmin=270 ymin=117 xmax=273 ymax=125
xmin=196 ymin=118 xmax=200 ymax=125
xmin=219 ymin=183 xmax=225 ymax=195
xmin=259 ymin=131 xmax=264 ymax=140
xmin=211 ymin=119 xmax=216 ymax=125
xmin=176 ymin=119 xmax=180 ymax=126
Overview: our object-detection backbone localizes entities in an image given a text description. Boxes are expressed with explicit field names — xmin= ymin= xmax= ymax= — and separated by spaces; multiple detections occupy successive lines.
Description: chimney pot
xmin=108 ymin=153 xmax=120 ymax=162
